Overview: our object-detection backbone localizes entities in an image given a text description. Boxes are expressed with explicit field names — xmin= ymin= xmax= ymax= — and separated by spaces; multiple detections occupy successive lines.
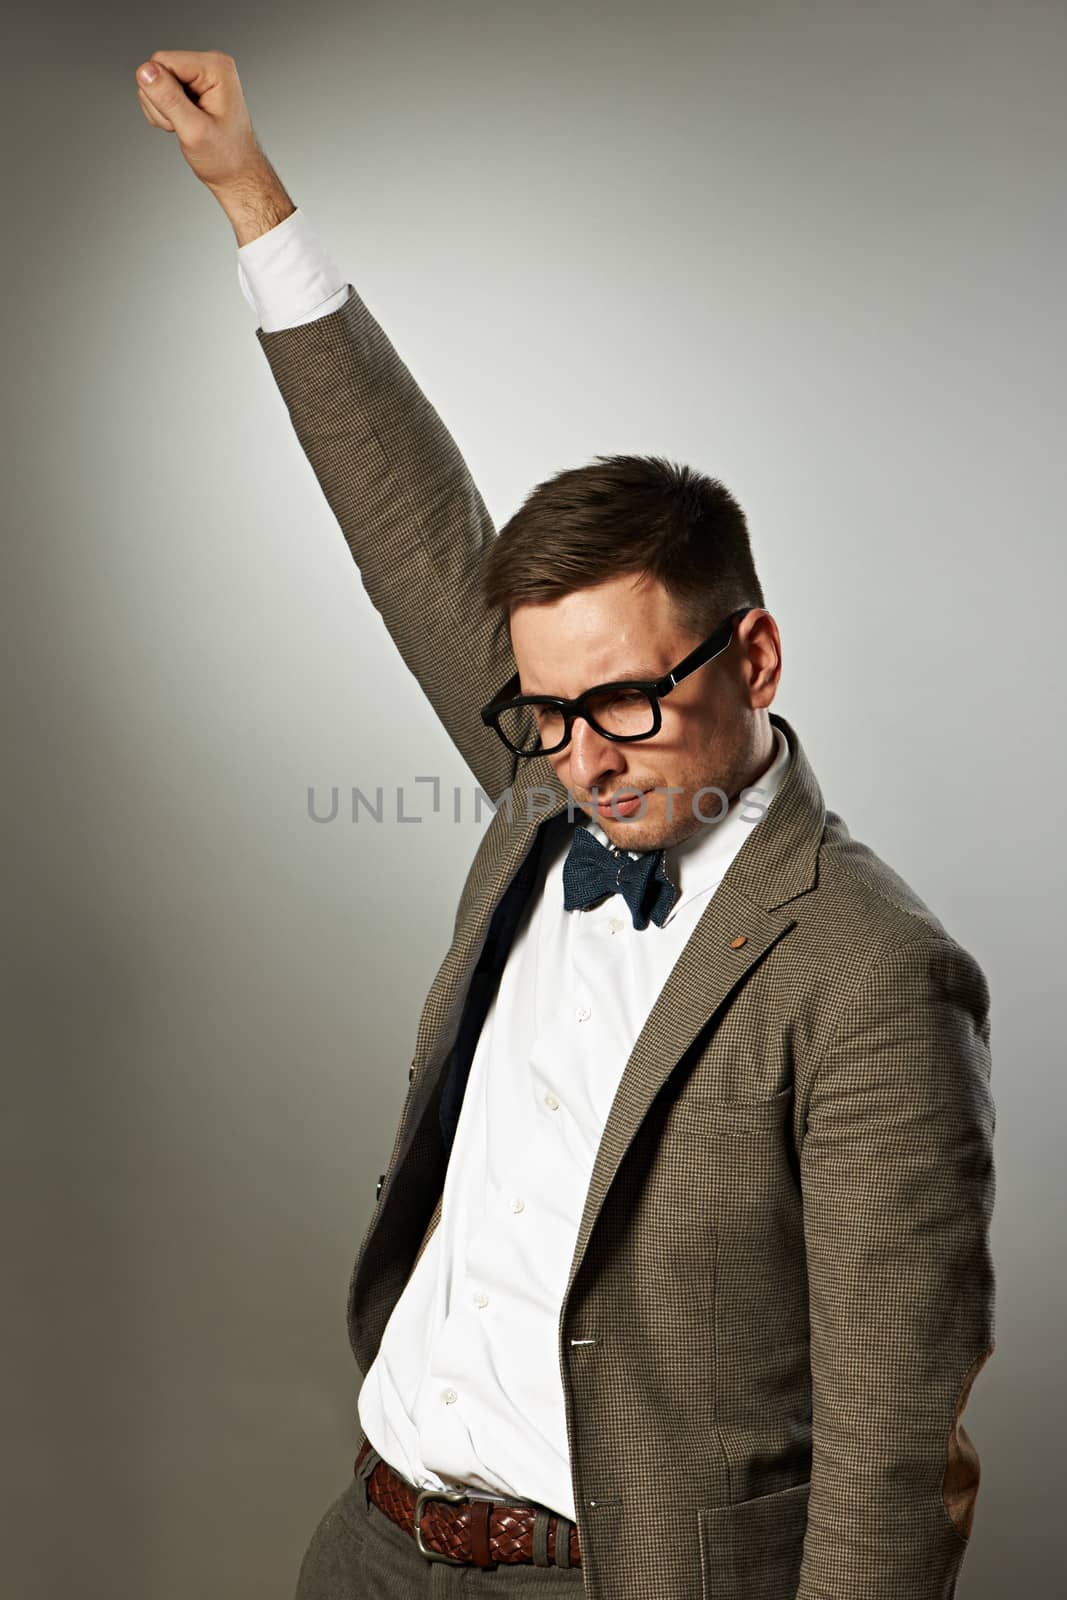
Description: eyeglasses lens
xmin=495 ymin=689 xmax=656 ymax=754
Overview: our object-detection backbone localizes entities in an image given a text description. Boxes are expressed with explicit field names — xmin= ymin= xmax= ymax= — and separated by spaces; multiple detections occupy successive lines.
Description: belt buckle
xmin=413 ymin=1484 xmax=470 ymax=1565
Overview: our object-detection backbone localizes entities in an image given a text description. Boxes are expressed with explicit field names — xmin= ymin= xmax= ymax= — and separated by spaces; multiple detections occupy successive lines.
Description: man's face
xmin=508 ymin=573 xmax=780 ymax=852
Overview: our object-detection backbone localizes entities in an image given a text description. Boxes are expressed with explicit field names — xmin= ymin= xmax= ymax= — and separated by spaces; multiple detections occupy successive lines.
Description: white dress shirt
xmin=237 ymin=212 xmax=792 ymax=1521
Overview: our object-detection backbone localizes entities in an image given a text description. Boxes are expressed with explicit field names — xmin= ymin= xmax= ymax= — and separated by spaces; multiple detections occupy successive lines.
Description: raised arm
xmin=250 ymin=282 xmax=520 ymax=802
xmin=134 ymin=47 xmax=520 ymax=802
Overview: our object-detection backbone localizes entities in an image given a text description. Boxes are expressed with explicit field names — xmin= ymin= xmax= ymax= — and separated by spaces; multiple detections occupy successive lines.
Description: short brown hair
xmin=482 ymin=452 xmax=765 ymax=639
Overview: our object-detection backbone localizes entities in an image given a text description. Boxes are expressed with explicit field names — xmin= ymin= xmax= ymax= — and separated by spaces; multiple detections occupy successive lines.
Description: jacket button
xmin=408 ymin=1061 xmax=415 ymax=1083
xmin=375 ymin=1173 xmax=385 ymax=1200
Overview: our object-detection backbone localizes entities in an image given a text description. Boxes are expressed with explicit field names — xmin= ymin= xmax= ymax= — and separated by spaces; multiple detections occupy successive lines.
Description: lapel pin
xmin=729 ymin=935 xmax=748 ymax=949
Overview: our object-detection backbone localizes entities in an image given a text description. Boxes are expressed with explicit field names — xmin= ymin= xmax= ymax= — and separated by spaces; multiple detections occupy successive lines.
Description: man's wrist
xmin=210 ymin=158 xmax=296 ymax=247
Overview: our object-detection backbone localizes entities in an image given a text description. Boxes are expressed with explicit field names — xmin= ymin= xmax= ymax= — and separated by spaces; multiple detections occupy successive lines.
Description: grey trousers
xmin=294 ymin=1442 xmax=586 ymax=1599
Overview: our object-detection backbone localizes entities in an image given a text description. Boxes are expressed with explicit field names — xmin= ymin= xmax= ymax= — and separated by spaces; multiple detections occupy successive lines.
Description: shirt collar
xmin=584 ymin=722 xmax=792 ymax=926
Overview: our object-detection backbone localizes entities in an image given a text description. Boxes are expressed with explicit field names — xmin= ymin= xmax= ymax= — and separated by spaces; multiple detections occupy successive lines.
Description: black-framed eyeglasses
xmin=480 ymin=606 xmax=757 ymax=758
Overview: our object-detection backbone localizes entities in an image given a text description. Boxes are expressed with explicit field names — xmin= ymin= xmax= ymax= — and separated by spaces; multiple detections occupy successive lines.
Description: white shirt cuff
xmin=236 ymin=206 xmax=350 ymax=333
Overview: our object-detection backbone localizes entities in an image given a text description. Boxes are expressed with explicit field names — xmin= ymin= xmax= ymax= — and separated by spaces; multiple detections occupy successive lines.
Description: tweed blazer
xmin=253 ymin=284 xmax=996 ymax=1600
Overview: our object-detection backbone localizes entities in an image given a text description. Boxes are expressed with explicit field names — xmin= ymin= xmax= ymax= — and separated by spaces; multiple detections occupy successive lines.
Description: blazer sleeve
xmin=253 ymin=283 xmax=520 ymax=803
xmin=796 ymin=934 xmax=997 ymax=1599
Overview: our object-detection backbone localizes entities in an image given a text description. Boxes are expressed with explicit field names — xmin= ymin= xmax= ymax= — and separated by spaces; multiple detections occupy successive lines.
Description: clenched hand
xmin=134 ymin=49 xmax=294 ymax=244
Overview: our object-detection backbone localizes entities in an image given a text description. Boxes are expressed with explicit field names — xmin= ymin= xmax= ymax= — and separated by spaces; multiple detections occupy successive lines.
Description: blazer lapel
xmin=559 ymin=711 xmax=826 ymax=1297
xmin=562 ymin=885 xmax=797 ymax=1307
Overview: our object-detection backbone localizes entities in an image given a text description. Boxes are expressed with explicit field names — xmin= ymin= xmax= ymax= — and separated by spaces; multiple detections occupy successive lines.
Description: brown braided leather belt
xmin=354 ymin=1437 xmax=581 ymax=1568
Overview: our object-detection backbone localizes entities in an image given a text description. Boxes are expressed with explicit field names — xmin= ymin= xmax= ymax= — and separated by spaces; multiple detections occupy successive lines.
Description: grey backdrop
xmin=3 ymin=2 xmax=1064 ymax=1596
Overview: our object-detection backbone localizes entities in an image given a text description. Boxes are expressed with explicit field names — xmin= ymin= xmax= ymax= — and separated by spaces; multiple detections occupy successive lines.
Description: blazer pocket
xmin=676 ymin=1083 xmax=794 ymax=1138
xmin=697 ymin=1477 xmax=810 ymax=1600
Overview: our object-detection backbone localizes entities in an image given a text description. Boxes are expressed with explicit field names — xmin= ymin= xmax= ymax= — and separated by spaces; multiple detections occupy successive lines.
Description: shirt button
xmin=575 ymin=1005 xmax=591 ymax=1022
xmin=510 ymin=1197 xmax=526 ymax=1213
xmin=544 ymin=1093 xmax=560 ymax=1110
xmin=473 ymin=1292 xmax=489 ymax=1308
xmin=607 ymin=916 xmax=624 ymax=934
xmin=441 ymin=1388 xmax=458 ymax=1404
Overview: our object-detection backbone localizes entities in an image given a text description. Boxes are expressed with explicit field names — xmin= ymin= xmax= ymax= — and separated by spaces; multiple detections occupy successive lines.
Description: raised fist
xmin=134 ymin=50 xmax=264 ymax=193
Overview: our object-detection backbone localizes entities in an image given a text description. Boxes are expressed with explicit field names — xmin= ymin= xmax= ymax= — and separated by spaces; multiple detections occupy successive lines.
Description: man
xmin=135 ymin=50 xmax=996 ymax=1600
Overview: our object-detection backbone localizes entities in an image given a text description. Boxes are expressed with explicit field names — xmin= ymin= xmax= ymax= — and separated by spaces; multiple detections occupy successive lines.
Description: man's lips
xmin=592 ymin=789 xmax=652 ymax=816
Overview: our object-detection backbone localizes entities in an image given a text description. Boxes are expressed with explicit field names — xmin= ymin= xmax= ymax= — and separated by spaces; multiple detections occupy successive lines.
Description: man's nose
xmin=567 ymin=715 xmax=627 ymax=789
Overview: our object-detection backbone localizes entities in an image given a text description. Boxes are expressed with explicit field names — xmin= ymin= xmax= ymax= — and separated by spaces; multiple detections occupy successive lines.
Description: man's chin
xmin=607 ymin=812 xmax=710 ymax=854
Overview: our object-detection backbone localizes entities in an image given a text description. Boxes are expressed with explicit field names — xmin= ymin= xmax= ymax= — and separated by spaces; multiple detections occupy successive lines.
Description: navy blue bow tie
xmin=562 ymin=823 xmax=680 ymax=930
